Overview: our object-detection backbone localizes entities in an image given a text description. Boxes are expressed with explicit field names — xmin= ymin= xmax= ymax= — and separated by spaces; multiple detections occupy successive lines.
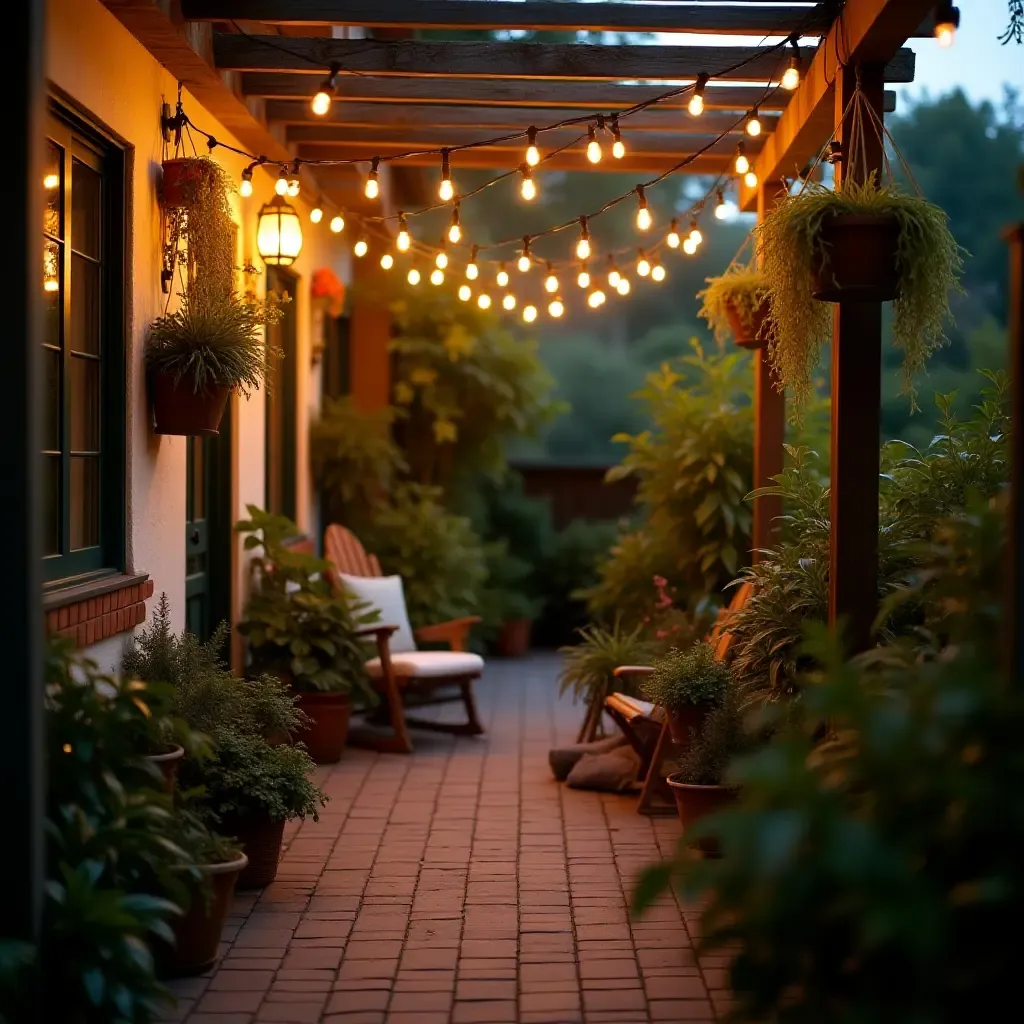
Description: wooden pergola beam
xmin=740 ymin=0 xmax=929 ymax=209
xmin=214 ymin=35 xmax=917 ymax=84
xmin=265 ymin=100 xmax=781 ymax=135
xmin=183 ymin=0 xmax=835 ymax=36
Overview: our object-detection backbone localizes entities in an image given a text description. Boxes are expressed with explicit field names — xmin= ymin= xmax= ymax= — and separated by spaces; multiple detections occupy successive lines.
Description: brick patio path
xmin=164 ymin=654 xmax=729 ymax=1024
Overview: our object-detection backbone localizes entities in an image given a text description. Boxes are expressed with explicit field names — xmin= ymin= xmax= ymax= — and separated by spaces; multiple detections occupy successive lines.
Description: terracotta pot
xmin=156 ymin=853 xmax=248 ymax=978
xmin=161 ymin=158 xmax=219 ymax=208
xmin=151 ymin=370 xmax=230 ymax=437
xmin=495 ymin=618 xmax=533 ymax=658
xmin=667 ymin=773 xmax=737 ymax=857
xmin=810 ymin=213 xmax=900 ymax=302
xmin=724 ymin=297 xmax=770 ymax=350
xmin=220 ymin=816 xmax=285 ymax=889
xmin=666 ymin=705 xmax=708 ymax=748
xmin=295 ymin=691 xmax=352 ymax=764
xmin=145 ymin=744 xmax=184 ymax=794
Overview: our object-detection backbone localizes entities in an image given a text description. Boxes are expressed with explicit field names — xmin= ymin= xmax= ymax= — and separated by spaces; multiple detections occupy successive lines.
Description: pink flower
xmin=652 ymin=575 xmax=667 ymax=588
xmin=656 ymin=629 xmax=668 ymax=639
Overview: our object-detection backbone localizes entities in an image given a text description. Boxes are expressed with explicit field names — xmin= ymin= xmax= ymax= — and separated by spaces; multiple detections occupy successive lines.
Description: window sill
xmin=44 ymin=571 xmax=153 ymax=648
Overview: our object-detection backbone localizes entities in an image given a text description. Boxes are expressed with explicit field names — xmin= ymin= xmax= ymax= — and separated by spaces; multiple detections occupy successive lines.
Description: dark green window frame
xmin=42 ymin=101 xmax=126 ymax=587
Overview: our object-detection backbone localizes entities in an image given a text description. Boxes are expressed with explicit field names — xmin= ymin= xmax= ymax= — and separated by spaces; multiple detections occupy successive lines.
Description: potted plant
xmin=758 ymin=176 xmax=963 ymax=409
xmin=697 ymin=266 xmax=771 ymax=349
xmin=160 ymin=155 xmax=229 ymax=210
xmin=641 ymin=641 xmax=731 ymax=746
xmin=237 ymin=506 xmax=379 ymax=764
xmin=145 ymin=284 xmax=284 ymax=436
xmin=480 ymin=542 xmax=544 ymax=658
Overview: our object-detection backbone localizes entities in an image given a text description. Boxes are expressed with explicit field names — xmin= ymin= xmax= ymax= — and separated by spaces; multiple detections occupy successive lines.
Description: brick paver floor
xmin=164 ymin=654 xmax=727 ymax=1024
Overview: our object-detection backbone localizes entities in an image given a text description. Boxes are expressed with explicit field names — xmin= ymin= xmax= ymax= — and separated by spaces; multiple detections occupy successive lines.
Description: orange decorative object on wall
xmin=312 ymin=267 xmax=346 ymax=317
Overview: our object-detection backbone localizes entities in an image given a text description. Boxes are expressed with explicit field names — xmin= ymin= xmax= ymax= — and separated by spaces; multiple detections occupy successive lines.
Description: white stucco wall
xmin=47 ymin=0 xmax=352 ymax=670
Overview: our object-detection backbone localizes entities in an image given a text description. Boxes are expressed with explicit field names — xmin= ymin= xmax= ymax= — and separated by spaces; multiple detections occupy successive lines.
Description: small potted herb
xmin=698 ymin=266 xmax=771 ymax=349
xmin=758 ymin=176 xmax=963 ymax=408
xmin=146 ymin=284 xmax=283 ymax=436
xmin=642 ymin=641 xmax=731 ymax=746
xmin=237 ymin=506 xmax=378 ymax=764
xmin=667 ymin=684 xmax=755 ymax=854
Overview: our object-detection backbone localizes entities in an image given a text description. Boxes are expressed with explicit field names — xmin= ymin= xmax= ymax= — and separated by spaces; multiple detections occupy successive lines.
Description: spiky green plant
xmin=145 ymin=285 xmax=284 ymax=397
xmin=757 ymin=177 xmax=964 ymax=411
xmin=697 ymin=267 xmax=770 ymax=345
xmin=558 ymin=618 xmax=658 ymax=706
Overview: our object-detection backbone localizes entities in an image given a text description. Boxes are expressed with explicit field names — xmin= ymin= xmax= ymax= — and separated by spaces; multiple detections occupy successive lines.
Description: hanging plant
xmin=697 ymin=265 xmax=771 ymax=350
xmin=757 ymin=89 xmax=964 ymax=412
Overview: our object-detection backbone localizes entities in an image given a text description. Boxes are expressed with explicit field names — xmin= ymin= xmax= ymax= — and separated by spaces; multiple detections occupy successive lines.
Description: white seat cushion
xmin=366 ymin=651 xmax=484 ymax=679
xmin=338 ymin=573 xmax=417 ymax=653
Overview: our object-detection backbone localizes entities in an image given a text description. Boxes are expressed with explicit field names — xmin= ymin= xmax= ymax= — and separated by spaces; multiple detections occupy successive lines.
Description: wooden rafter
xmin=213 ymin=35 xmax=917 ymax=84
xmin=740 ymin=0 xmax=931 ymax=209
xmin=183 ymin=0 xmax=836 ymax=36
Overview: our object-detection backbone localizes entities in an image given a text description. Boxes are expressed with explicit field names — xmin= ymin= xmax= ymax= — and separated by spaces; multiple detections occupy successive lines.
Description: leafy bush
xmin=362 ymin=485 xmax=488 ymax=627
xmin=584 ymin=342 xmax=754 ymax=623
xmin=758 ymin=175 xmax=964 ymax=410
xmin=674 ymin=683 xmax=758 ymax=786
xmin=642 ymin=641 xmax=733 ymax=712
xmin=237 ymin=506 xmax=377 ymax=697
xmin=635 ymin=502 xmax=1019 ymax=1023
xmin=558 ymin=619 xmax=657 ymax=707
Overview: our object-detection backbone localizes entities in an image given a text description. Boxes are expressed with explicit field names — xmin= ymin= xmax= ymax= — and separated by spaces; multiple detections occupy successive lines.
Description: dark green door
xmin=186 ymin=414 xmax=232 ymax=643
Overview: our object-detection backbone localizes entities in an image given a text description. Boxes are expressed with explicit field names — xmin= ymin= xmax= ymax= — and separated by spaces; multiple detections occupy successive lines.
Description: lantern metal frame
xmin=257 ymin=194 xmax=303 ymax=267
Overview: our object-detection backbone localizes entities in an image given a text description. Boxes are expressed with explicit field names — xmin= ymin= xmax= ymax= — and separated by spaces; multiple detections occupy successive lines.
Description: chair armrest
xmin=613 ymin=665 xmax=655 ymax=681
xmin=357 ymin=624 xmax=399 ymax=663
xmin=356 ymin=624 xmax=400 ymax=640
xmin=414 ymin=616 xmax=481 ymax=652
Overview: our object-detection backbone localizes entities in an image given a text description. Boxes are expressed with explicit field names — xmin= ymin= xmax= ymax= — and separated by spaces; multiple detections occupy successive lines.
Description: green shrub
xmin=674 ymin=684 xmax=758 ymax=786
xmin=642 ymin=641 xmax=732 ymax=712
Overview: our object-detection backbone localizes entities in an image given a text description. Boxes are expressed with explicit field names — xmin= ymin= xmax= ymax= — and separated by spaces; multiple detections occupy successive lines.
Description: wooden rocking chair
xmin=604 ymin=581 xmax=754 ymax=814
xmin=324 ymin=524 xmax=485 ymax=753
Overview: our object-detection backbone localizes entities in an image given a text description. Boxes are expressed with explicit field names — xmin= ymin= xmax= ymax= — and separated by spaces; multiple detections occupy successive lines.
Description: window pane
xmin=70 ymin=253 xmax=100 ymax=355
xmin=43 ymin=240 xmax=61 ymax=343
xmin=192 ymin=437 xmax=205 ymax=520
xmin=44 ymin=141 xmax=62 ymax=238
xmin=71 ymin=158 xmax=101 ymax=259
xmin=43 ymin=349 xmax=61 ymax=452
xmin=43 ymin=455 xmax=61 ymax=556
xmin=70 ymin=356 xmax=99 ymax=452
xmin=70 ymin=456 xmax=100 ymax=550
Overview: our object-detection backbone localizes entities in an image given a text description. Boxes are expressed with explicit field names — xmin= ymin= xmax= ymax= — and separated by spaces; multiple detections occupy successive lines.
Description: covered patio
xmin=162 ymin=656 xmax=708 ymax=1024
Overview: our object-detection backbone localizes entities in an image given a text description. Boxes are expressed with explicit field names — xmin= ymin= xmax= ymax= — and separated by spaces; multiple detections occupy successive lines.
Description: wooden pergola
xmin=7 ymin=0 xmax=940 ymax=958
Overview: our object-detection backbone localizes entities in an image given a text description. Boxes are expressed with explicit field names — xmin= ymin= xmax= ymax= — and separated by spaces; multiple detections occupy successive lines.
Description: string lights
xmin=274 ymin=167 xmax=289 ymax=196
xmin=651 ymin=259 xmax=667 ymax=283
xmin=525 ymin=126 xmax=541 ymax=167
xmin=735 ymin=142 xmax=751 ymax=176
xmin=635 ymin=186 xmax=652 ymax=231
xmin=518 ymin=238 xmax=533 ymax=273
xmin=523 ymin=304 xmax=538 ymax=323
xmin=548 ymin=296 xmax=565 ymax=318
xmin=438 ymin=149 xmax=454 ymax=202
xmin=458 ymin=283 xmax=472 ymax=301
xmin=496 ymin=264 xmax=510 ymax=288
xmin=576 ymin=218 xmax=592 ymax=261
xmin=636 ymin=251 xmax=651 ymax=278
xmin=466 ymin=246 xmax=480 ymax=280
xmin=240 ymin=166 xmax=254 ymax=198
xmin=502 ymin=293 xmax=517 ymax=311
xmin=607 ymin=257 xmax=621 ymax=288
xmin=380 ymin=252 xmax=394 ymax=270
xmin=689 ymin=219 xmax=703 ymax=245
xmin=934 ymin=2 xmax=959 ymax=46
xmin=544 ymin=263 xmax=559 ymax=294
xmin=666 ymin=219 xmax=681 ymax=249
xmin=396 ymin=213 xmax=411 ymax=252
xmin=577 ymin=263 xmax=590 ymax=289
xmin=330 ymin=214 xmax=344 ymax=234
xmin=714 ymin=189 xmax=729 ymax=220
xmin=430 ymin=267 xmax=445 ymax=286
xmin=448 ymin=203 xmax=462 ymax=243
xmin=688 ymin=73 xmax=709 ymax=116
xmin=586 ymin=125 xmax=602 ymax=165
xmin=354 ymin=236 xmax=369 ymax=257
xmin=310 ymin=205 xmax=323 ymax=224
xmin=435 ymin=241 xmax=449 ymax=270
xmin=520 ymin=165 xmax=537 ymax=201
xmin=745 ymin=108 xmax=762 ymax=137
xmin=407 ymin=265 xmax=421 ymax=286
xmin=311 ymin=64 xmax=340 ymax=116
xmin=611 ymin=118 xmax=626 ymax=159
xmin=477 ymin=293 xmax=492 ymax=310
xmin=782 ymin=38 xmax=801 ymax=90
xmin=616 ymin=276 xmax=631 ymax=296
xmin=365 ymin=157 xmax=380 ymax=200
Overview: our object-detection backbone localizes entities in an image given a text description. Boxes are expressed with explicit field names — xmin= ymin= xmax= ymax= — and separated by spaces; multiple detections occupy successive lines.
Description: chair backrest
xmin=324 ymin=524 xmax=383 ymax=581
xmin=708 ymin=580 xmax=754 ymax=661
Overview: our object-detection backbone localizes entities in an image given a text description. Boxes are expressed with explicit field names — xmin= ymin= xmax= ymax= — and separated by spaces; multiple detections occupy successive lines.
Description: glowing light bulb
xmin=396 ymin=214 xmax=410 ymax=252
xmin=239 ymin=176 xmax=253 ymax=199
xmin=548 ymin=297 xmax=564 ymax=318
xmin=667 ymin=219 xmax=681 ymax=249
xmin=683 ymin=237 xmax=698 ymax=255
xmin=436 ymin=249 xmax=449 ymax=270
xmin=744 ymin=170 xmax=758 ymax=189
xmin=689 ymin=219 xmax=702 ymax=245
xmin=735 ymin=146 xmax=750 ymax=175
xmin=935 ymin=21 xmax=955 ymax=46
xmin=611 ymin=121 xmax=626 ymax=160
xmin=497 ymin=266 xmax=509 ymax=288
xmin=380 ymin=253 xmax=394 ymax=270
xmin=407 ymin=267 xmax=421 ymax=285
xmin=587 ymin=289 xmax=606 ymax=309
xmin=275 ymin=170 xmax=289 ymax=196
xmin=330 ymin=215 xmax=344 ymax=234
xmin=520 ymin=167 xmax=536 ymax=201
xmin=430 ymin=268 xmax=445 ymax=286
xmin=577 ymin=267 xmax=590 ymax=289
xmin=782 ymin=46 xmax=801 ymax=91
xmin=287 ymin=177 xmax=300 ymax=197
xmin=518 ymin=240 xmax=532 ymax=273
xmin=544 ymin=266 xmax=559 ymax=294
xmin=637 ymin=254 xmax=651 ymax=277
xmin=503 ymin=293 xmax=517 ymax=311
xmin=44 ymin=278 xmax=59 ymax=293
xmin=466 ymin=250 xmax=480 ymax=281
xmin=523 ymin=304 xmax=538 ymax=323
xmin=688 ymin=73 xmax=708 ymax=117
xmin=576 ymin=219 xmax=591 ymax=261
xmin=438 ymin=150 xmax=454 ymax=202
xmin=365 ymin=159 xmax=380 ymax=200
xmin=714 ymin=190 xmax=728 ymax=220
xmin=616 ymin=277 xmax=630 ymax=296
xmin=43 ymin=173 xmax=59 ymax=189
xmin=311 ymin=89 xmax=331 ymax=117
xmin=652 ymin=262 xmax=666 ymax=283
xmin=635 ymin=187 xmax=652 ymax=231
xmin=526 ymin=126 xmax=541 ymax=167
xmin=586 ymin=125 xmax=602 ymax=164
xmin=746 ymin=109 xmax=762 ymax=137
xmin=354 ymin=238 xmax=369 ymax=258
xmin=458 ymin=284 xmax=472 ymax=301
xmin=310 ymin=206 xmax=323 ymax=224
xmin=607 ymin=259 xmax=621 ymax=288
xmin=477 ymin=293 xmax=492 ymax=310
xmin=448 ymin=205 xmax=462 ymax=243
xmin=934 ymin=3 xmax=959 ymax=46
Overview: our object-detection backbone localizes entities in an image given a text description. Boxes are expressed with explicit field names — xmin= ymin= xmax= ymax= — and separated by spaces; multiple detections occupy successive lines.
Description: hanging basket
xmin=160 ymin=158 xmax=220 ymax=208
xmin=810 ymin=213 xmax=900 ymax=302
xmin=150 ymin=370 xmax=230 ymax=437
xmin=724 ymin=297 xmax=770 ymax=350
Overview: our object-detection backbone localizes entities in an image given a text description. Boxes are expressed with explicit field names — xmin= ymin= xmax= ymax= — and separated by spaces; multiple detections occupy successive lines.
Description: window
xmin=42 ymin=106 xmax=126 ymax=585
xmin=321 ymin=313 xmax=351 ymax=402
xmin=265 ymin=266 xmax=297 ymax=522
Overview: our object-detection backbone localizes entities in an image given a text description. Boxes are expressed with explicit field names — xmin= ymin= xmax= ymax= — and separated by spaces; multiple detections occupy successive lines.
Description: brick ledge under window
xmin=45 ymin=573 xmax=154 ymax=648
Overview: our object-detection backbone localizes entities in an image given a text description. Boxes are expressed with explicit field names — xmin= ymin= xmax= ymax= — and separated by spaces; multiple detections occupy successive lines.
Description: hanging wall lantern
xmin=257 ymin=194 xmax=303 ymax=266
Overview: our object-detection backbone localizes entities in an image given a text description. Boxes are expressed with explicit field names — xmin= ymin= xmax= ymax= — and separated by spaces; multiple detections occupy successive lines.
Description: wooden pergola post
xmin=349 ymin=256 xmax=393 ymax=412
xmin=1007 ymin=222 xmax=1024 ymax=682
xmin=751 ymin=180 xmax=790 ymax=561
xmin=827 ymin=62 xmax=887 ymax=650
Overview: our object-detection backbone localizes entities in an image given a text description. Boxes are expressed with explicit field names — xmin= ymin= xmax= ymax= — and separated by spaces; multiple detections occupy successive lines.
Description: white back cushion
xmin=339 ymin=573 xmax=417 ymax=654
